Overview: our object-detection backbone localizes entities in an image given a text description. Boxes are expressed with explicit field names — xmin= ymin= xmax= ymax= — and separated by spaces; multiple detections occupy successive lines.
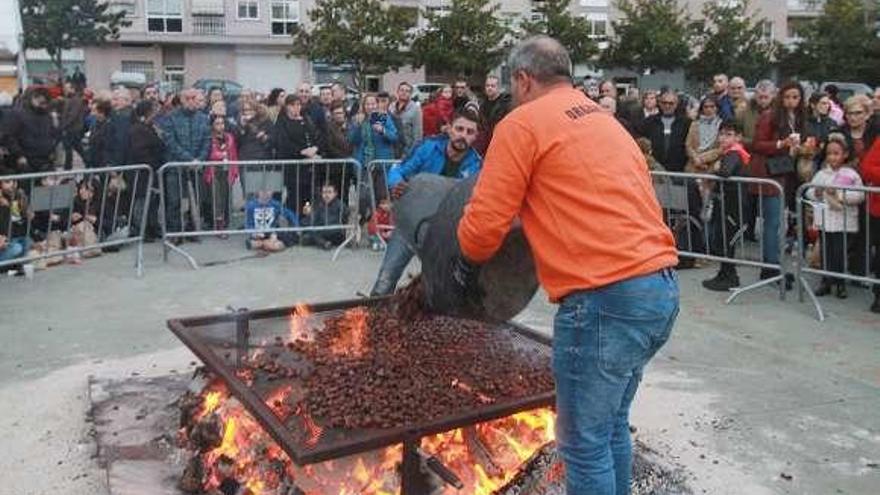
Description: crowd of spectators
xmin=583 ymin=75 xmax=880 ymax=313
xmin=0 ymin=76 xmax=510 ymax=266
xmin=1 ymin=71 xmax=878 ymax=314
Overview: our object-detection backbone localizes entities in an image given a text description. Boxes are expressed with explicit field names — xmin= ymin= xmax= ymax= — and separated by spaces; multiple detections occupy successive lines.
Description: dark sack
xmin=419 ymin=174 xmax=539 ymax=322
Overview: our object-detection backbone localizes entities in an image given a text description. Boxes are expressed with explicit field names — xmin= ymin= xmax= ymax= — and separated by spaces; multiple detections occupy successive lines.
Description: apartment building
xmin=84 ymin=0 xmax=312 ymax=92
xmin=82 ymin=0 xmax=799 ymax=93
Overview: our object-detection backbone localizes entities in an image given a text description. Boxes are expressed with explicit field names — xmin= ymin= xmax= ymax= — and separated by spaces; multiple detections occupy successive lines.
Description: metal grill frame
xmin=167 ymin=297 xmax=555 ymax=466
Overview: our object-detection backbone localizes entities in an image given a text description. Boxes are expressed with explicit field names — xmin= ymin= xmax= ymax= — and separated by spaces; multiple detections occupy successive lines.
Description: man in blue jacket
xmin=162 ymin=88 xmax=211 ymax=237
xmin=369 ymin=107 xmax=482 ymax=296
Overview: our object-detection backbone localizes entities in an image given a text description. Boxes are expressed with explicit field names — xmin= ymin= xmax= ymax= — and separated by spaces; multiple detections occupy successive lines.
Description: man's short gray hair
xmin=507 ymin=35 xmax=572 ymax=84
xmin=755 ymin=79 xmax=777 ymax=94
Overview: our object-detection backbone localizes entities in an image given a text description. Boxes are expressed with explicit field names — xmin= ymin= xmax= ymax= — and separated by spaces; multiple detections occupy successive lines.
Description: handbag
xmin=766 ymin=155 xmax=795 ymax=176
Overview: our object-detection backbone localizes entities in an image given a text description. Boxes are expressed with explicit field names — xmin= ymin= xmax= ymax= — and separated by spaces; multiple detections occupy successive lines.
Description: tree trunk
xmin=53 ymin=51 xmax=64 ymax=84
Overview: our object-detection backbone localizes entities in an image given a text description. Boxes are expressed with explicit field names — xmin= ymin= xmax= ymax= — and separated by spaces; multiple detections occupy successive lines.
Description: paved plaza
xmin=0 ymin=241 xmax=878 ymax=494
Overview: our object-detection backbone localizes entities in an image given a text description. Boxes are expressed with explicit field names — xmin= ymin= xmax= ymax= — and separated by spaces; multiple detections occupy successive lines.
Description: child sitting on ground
xmin=29 ymin=175 xmax=70 ymax=267
xmin=0 ymin=179 xmax=32 ymax=266
xmin=69 ymin=179 xmax=102 ymax=259
xmin=806 ymin=133 xmax=865 ymax=299
xmin=302 ymin=184 xmax=347 ymax=250
xmin=244 ymin=189 xmax=299 ymax=253
xmin=702 ymin=120 xmax=749 ymax=292
xmin=367 ymin=197 xmax=395 ymax=251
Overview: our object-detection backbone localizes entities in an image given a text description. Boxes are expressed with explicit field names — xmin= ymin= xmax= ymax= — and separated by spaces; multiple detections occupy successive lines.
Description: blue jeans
xmin=369 ymin=231 xmax=414 ymax=296
xmin=0 ymin=237 xmax=31 ymax=263
xmin=759 ymin=195 xmax=782 ymax=265
xmin=554 ymin=268 xmax=679 ymax=495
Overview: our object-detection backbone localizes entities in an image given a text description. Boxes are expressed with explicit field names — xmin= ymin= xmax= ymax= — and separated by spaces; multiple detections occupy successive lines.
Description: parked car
xmin=193 ymin=79 xmax=243 ymax=101
xmin=820 ymin=81 xmax=873 ymax=101
xmin=412 ymin=82 xmax=447 ymax=103
xmin=110 ymin=71 xmax=146 ymax=92
xmin=311 ymin=83 xmax=359 ymax=100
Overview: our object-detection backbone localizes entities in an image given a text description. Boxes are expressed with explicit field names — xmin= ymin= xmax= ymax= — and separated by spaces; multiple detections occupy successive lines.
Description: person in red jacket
xmin=421 ymin=85 xmax=454 ymax=137
xmin=859 ymin=137 xmax=880 ymax=312
xmin=748 ymin=81 xmax=807 ymax=289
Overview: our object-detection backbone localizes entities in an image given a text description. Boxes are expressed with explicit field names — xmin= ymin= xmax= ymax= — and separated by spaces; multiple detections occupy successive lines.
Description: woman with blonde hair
xmin=841 ymin=94 xmax=876 ymax=166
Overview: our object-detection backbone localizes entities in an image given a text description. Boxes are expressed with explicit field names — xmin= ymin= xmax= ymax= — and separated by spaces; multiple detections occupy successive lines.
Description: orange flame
xmin=198 ymin=391 xmax=222 ymax=420
xmin=289 ymin=303 xmax=313 ymax=342
xmin=193 ymin=382 xmax=555 ymax=494
xmin=329 ymin=307 xmax=369 ymax=357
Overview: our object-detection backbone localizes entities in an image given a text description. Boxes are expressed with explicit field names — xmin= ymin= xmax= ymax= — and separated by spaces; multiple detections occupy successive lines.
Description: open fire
xmin=180 ymin=379 xmax=556 ymax=495
xmin=170 ymin=286 xmax=557 ymax=495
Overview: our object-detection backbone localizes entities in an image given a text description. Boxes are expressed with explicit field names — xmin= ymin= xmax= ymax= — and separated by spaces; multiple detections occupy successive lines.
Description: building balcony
xmin=192 ymin=15 xmax=226 ymax=36
xmin=787 ymin=0 xmax=823 ymax=16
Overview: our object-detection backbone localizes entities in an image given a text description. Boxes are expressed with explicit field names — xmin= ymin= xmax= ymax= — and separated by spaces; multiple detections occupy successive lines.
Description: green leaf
xmin=21 ymin=0 xmax=130 ymax=74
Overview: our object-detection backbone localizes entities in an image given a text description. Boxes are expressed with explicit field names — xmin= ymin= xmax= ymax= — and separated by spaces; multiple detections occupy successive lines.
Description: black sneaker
xmin=871 ymin=295 xmax=880 ymax=314
xmin=835 ymin=283 xmax=848 ymax=299
xmin=814 ymin=282 xmax=832 ymax=297
xmin=702 ymin=273 xmax=739 ymax=292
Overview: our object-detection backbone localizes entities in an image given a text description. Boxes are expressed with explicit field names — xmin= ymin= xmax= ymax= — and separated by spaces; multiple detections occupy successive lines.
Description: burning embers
xmin=179 ymin=379 xmax=556 ymax=494
xmin=173 ymin=279 xmax=557 ymax=494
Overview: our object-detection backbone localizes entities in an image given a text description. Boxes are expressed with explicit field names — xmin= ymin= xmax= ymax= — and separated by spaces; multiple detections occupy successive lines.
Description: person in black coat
xmin=1 ymin=87 xmax=59 ymax=173
xmin=86 ymin=98 xmax=113 ymax=169
xmin=273 ymin=95 xmax=321 ymax=213
xmin=128 ymin=100 xmax=166 ymax=240
xmin=641 ymin=90 xmax=691 ymax=172
xmin=237 ymin=101 xmax=274 ymax=161
xmin=106 ymin=88 xmax=133 ymax=166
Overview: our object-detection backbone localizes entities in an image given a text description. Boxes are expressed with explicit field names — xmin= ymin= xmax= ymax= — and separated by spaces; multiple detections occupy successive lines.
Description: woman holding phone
xmin=350 ymin=93 xmax=398 ymax=201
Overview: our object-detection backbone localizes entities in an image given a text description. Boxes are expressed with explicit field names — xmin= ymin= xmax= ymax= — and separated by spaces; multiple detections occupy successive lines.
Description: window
xmin=787 ymin=17 xmax=807 ymax=39
xmin=164 ymin=66 xmax=185 ymax=94
xmin=238 ymin=0 xmax=258 ymax=20
xmin=193 ymin=16 xmax=225 ymax=35
xmin=108 ymin=0 xmax=136 ymax=18
xmin=147 ymin=0 xmax=182 ymax=33
xmin=579 ymin=0 xmax=609 ymax=6
xmin=270 ymin=1 xmax=299 ymax=36
xmin=121 ymin=61 xmax=155 ymax=82
xmin=585 ymin=13 xmax=608 ymax=40
xmin=761 ymin=20 xmax=774 ymax=41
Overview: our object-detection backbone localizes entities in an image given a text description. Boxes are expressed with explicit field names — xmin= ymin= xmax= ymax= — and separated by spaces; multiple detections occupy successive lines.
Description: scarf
xmin=697 ymin=116 xmax=721 ymax=152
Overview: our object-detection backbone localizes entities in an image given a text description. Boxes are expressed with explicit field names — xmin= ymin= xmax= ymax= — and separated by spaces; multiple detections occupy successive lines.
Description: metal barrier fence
xmin=0 ymin=165 xmax=154 ymax=277
xmin=365 ymin=160 xmax=401 ymax=248
xmin=158 ymin=159 xmax=362 ymax=268
xmin=651 ymin=171 xmax=788 ymax=302
xmin=795 ymin=182 xmax=880 ymax=321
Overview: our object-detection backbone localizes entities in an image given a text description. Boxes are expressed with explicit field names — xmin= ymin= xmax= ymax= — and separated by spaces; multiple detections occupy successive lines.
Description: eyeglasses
xmin=847 ymin=110 xmax=866 ymax=116
xmin=659 ymin=101 xmax=676 ymax=105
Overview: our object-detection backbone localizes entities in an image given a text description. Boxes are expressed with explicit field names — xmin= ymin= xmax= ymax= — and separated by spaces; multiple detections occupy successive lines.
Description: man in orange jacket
xmin=456 ymin=37 xmax=680 ymax=494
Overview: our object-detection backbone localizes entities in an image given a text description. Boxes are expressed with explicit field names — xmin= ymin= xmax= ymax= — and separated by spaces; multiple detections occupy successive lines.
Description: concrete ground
xmin=0 ymin=239 xmax=878 ymax=494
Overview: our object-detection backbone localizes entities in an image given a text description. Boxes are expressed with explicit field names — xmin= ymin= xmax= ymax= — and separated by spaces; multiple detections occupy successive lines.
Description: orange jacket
xmin=457 ymin=86 xmax=678 ymax=302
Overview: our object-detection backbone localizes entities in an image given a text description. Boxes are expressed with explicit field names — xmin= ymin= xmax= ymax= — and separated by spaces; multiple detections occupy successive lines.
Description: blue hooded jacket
xmin=349 ymin=115 xmax=398 ymax=167
xmin=387 ymin=135 xmax=482 ymax=187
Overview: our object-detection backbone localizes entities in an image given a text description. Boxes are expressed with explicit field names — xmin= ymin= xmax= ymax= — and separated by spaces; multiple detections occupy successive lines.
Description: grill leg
xmin=235 ymin=309 xmax=250 ymax=367
xmin=400 ymin=437 xmax=426 ymax=495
